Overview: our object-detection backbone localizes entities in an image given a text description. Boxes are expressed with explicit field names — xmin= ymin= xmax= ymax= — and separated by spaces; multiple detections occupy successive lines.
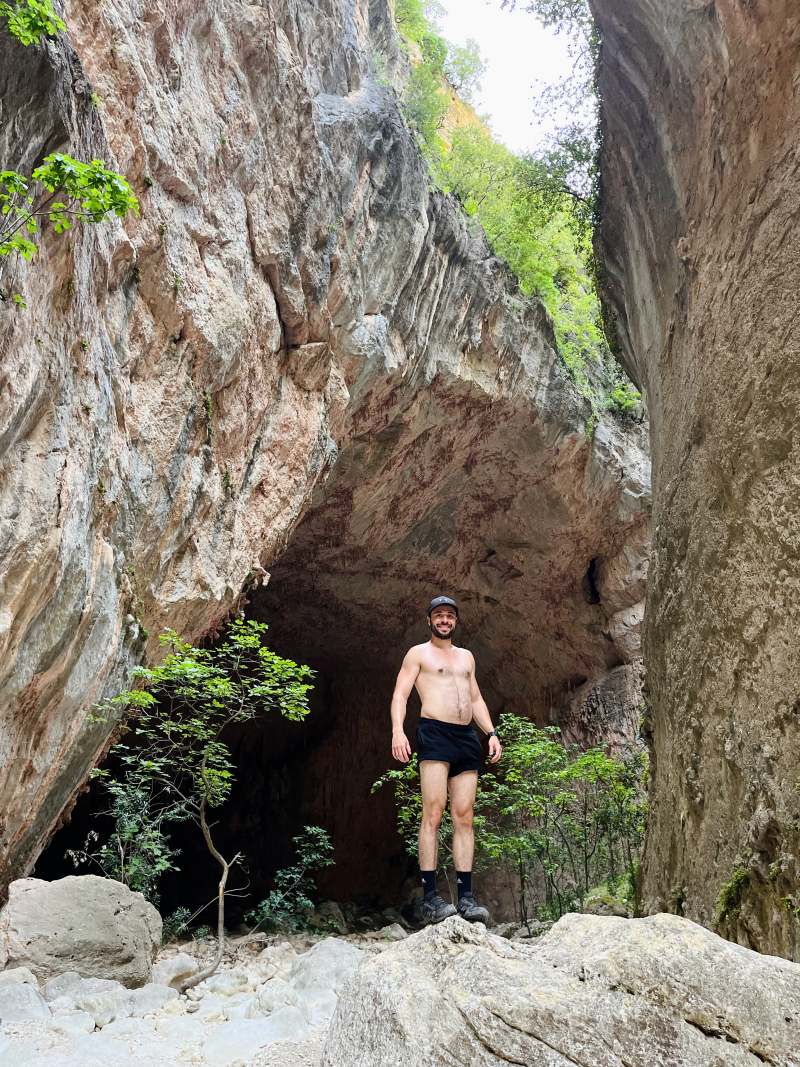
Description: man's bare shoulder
xmin=404 ymin=642 xmax=430 ymax=662
xmin=461 ymin=647 xmax=476 ymax=669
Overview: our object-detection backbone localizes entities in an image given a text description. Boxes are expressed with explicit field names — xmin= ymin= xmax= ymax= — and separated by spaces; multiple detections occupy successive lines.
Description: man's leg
xmin=449 ymin=770 xmax=490 ymax=923
xmin=418 ymin=760 xmax=457 ymax=923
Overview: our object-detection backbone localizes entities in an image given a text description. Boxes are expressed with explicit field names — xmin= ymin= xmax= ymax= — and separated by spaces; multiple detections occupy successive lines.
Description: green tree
xmin=1 ymin=3 xmax=139 ymax=308
xmin=444 ymin=38 xmax=485 ymax=102
xmin=85 ymin=619 xmax=314 ymax=990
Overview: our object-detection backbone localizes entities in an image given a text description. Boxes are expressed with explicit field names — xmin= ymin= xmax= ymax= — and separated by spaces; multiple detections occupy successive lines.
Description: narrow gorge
xmin=2 ymin=0 xmax=800 ymax=1062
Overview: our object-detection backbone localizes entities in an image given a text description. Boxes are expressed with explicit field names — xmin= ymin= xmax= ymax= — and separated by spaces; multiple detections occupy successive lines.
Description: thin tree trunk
xmin=178 ymin=799 xmax=240 ymax=994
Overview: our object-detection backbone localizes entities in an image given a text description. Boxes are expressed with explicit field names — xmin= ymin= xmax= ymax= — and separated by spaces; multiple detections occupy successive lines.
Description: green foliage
xmin=0 ymin=154 xmax=139 ymax=305
xmin=162 ymin=906 xmax=192 ymax=942
xmin=0 ymin=0 xmax=64 ymax=45
xmin=607 ymin=381 xmax=641 ymax=415
xmin=374 ymin=713 xmax=647 ymax=926
xmin=392 ymin=1 xmax=637 ymax=416
xmin=444 ymin=38 xmax=485 ymax=102
xmin=714 ymin=866 xmax=751 ymax=926
xmin=245 ymin=826 xmax=335 ymax=932
xmin=78 ymin=619 xmax=314 ymax=906
xmin=434 ymin=124 xmax=604 ymax=396
xmin=394 ymin=2 xmax=449 ymax=157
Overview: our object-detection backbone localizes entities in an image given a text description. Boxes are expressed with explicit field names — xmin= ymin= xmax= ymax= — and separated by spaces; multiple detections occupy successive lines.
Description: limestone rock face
xmin=0 ymin=0 xmax=649 ymax=894
xmin=325 ymin=913 xmax=800 ymax=1066
xmin=0 ymin=876 xmax=161 ymax=987
xmin=591 ymin=0 xmax=800 ymax=954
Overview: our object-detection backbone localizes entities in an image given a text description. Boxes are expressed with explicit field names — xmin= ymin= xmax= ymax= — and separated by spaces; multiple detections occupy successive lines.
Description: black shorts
xmin=416 ymin=718 xmax=482 ymax=778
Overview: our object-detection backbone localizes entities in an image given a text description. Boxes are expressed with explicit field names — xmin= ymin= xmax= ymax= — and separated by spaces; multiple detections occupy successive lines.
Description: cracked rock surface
xmin=325 ymin=913 xmax=800 ymax=1066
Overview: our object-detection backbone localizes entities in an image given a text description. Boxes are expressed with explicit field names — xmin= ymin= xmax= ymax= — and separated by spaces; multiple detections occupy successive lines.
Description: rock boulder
xmin=324 ymin=914 xmax=800 ymax=1065
xmin=0 ymin=877 xmax=161 ymax=988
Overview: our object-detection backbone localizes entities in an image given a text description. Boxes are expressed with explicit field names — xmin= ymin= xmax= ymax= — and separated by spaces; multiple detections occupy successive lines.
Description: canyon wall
xmin=592 ymin=0 xmax=800 ymax=956
xmin=0 ymin=0 xmax=648 ymax=898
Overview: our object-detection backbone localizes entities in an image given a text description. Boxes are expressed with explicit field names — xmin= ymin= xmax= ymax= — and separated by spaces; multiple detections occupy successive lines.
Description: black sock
xmin=456 ymin=871 xmax=472 ymax=900
xmin=420 ymin=870 xmax=437 ymax=898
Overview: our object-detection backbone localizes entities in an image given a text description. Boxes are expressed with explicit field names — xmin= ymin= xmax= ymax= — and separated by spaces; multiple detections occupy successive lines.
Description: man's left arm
xmin=468 ymin=655 xmax=502 ymax=763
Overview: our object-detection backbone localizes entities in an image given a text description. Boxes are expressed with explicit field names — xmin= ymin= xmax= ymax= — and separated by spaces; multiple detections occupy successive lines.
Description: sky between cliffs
xmin=436 ymin=0 xmax=574 ymax=153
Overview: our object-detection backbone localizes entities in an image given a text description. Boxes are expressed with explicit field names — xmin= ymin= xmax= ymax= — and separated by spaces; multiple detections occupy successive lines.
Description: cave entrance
xmin=218 ymin=408 xmax=649 ymax=912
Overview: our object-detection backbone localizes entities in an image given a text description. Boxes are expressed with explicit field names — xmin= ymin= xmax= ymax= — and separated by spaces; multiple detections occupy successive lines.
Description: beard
xmin=430 ymin=620 xmax=456 ymax=640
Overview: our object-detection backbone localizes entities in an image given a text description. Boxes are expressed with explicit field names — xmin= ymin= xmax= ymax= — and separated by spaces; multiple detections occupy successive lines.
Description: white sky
xmin=434 ymin=0 xmax=574 ymax=154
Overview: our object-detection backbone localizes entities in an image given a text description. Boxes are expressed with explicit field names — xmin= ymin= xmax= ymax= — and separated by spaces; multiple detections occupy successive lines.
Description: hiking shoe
xmin=457 ymin=893 xmax=490 ymax=924
xmin=421 ymin=894 xmax=458 ymax=924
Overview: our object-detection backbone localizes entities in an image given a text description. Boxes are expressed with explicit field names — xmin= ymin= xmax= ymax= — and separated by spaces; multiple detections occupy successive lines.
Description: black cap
xmin=427 ymin=596 xmax=459 ymax=618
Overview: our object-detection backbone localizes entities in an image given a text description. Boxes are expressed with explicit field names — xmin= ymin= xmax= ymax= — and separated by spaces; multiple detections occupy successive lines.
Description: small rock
xmin=0 ymin=982 xmax=51 ymax=1022
xmin=200 ymin=967 xmax=251 ymax=996
xmin=42 ymin=972 xmax=86 ymax=1002
xmin=256 ymin=942 xmax=297 ymax=978
xmin=71 ymin=981 xmax=133 ymax=1028
xmin=491 ymin=922 xmax=519 ymax=939
xmin=308 ymin=901 xmax=348 ymax=935
xmin=0 ymin=966 xmax=39 ymax=988
xmin=296 ymin=986 xmax=338 ymax=1026
xmin=376 ymin=923 xmax=408 ymax=941
xmin=247 ymin=976 xmax=298 ymax=1017
xmin=287 ymin=937 xmax=363 ymax=994
xmin=193 ymin=993 xmax=227 ymax=1021
xmin=151 ymin=952 xmax=199 ymax=989
xmin=129 ymin=982 xmax=178 ymax=1016
xmin=203 ymin=1010 xmax=311 ymax=1065
xmin=223 ymin=992 xmax=255 ymax=1020
xmin=50 ymin=1008 xmax=96 ymax=1035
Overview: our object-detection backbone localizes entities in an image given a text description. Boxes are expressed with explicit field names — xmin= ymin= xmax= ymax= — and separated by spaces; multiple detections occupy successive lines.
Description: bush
xmin=245 ymin=826 xmax=335 ymax=933
xmin=607 ymin=382 xmax=641 ymax=415
xmin=374 ymin=713 xmax=648 ymax=926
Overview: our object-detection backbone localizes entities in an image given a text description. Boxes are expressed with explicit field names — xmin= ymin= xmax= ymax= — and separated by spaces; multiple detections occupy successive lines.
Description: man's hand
xmin=488 ymin=734 xmax=502 ymax=764
xmin=392 ymin=732 xmax=411 ymax=763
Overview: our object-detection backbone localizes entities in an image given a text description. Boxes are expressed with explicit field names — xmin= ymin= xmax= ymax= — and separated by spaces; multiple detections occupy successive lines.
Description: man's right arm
xmin=390 ymin=648 xmax=420 ymax=763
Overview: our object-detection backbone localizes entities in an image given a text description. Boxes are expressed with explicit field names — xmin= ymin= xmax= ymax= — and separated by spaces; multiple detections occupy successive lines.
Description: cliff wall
xmin=593 ymin=0 xmax=800 ymax=955
xmin=0 ymin=0 xmax=649 ymax=895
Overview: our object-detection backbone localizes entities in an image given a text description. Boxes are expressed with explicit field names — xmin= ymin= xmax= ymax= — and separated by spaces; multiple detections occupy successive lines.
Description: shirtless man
xmin=390 ymin=596 xmax=502 ymax=924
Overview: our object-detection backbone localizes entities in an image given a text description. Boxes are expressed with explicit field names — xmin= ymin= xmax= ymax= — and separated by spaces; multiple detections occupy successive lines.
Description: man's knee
xmin=422 ymin=803 xmax=445 ymax=831
xmin=451 ymin=804 xmax=474 ymax=828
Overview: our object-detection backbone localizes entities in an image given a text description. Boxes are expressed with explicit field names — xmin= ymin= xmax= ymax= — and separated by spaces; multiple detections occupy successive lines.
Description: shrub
xmin=374 ymin=713 xmax=648 ymax=927
xmin=0 ymin=0 xmax=64 ymax=45
xmin=245 ymin=826 xmax=335 ymax=933
xmin=714 ymin=866 xmax=751 ymax=926
xmin=607 ymin=382 xmax=641 ymax=415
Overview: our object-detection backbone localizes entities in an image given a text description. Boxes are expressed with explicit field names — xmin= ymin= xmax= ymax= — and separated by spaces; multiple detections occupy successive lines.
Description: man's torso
xmin=413 ymin=643 xmax=473 ymax=725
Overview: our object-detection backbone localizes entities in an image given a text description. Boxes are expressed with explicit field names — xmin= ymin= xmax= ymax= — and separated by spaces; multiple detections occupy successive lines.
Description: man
xmin=390 ymin=595 xmax=502 ymax=924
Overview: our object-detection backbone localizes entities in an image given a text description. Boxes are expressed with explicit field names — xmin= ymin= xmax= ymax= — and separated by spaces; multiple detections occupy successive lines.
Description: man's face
xmin=429 ymin=607 xmax=457 ymax=639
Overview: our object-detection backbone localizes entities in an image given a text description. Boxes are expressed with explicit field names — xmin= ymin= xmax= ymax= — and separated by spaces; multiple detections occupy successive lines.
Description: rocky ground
xmin=0 ymin=909 xmax=547 ymax=1066
xmin=4 ymin=906 xmax=800 ymax=1065
xmin=0 ymin=927 xmax=387 ymax=1067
